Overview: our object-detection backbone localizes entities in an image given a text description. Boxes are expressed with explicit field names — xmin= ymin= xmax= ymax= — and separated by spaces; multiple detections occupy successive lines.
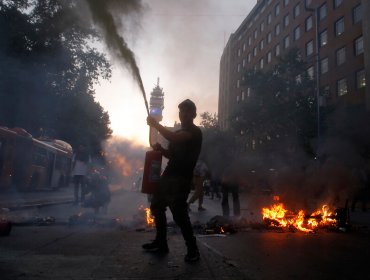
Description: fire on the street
xmin=139 ymin=205 xmax=154 ymax=227
xmin=262 ymin=197 xmax=338 ymax=232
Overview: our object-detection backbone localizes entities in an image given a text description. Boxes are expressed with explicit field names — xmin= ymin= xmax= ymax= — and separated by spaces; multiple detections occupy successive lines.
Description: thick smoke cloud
xmin=84 ymin=0 xmax=149 ymax=113
xmin=102 ymin=136 xmax=147 ymax=191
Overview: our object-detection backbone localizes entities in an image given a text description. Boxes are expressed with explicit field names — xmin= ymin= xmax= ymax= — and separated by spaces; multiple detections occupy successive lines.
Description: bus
xmin=0 ymin=126 xmax=73 ymax=191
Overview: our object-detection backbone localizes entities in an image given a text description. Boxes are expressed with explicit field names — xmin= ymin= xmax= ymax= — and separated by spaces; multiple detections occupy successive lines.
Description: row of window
xmin=237 ymin=10 xmax=362 ymax=75
xmin=236 ymin=69 xmax=365 ymax=104
xmin=335 ymin=69 xmax=366 ymax=97
xmin=320 ymin=36 xmax=364 ymax=74
xmin=238 ymin=2 xmax=362 ymax=59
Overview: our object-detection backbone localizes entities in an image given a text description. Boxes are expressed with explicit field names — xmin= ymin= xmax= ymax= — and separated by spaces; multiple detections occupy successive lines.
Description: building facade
xmin=219 ymin=0 xmax=367 ymax=130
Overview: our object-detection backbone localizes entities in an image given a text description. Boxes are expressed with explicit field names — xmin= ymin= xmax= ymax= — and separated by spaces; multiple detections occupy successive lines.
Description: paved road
xmin=1 ymin=189 xmax=370 ymax=279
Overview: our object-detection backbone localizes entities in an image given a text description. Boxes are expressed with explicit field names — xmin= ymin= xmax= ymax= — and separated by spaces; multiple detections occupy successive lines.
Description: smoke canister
xmin=141 ymin=150 xmax=162 ymax=194
xmin=0 ymin=219 xmax=12 ymax=236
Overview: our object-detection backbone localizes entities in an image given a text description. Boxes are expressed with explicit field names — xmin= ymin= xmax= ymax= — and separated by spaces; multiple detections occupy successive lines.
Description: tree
xmin=232 ymin=48 xmax=317 ymax=157
xmin=0 ymin=0 xmax=112 ymax=154
xmin=199 ymin=112 xmax=235 ymax=177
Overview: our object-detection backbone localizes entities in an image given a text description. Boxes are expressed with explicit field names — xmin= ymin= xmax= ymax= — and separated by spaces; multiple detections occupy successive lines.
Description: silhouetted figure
xmin=188 ymin=160 xmax=208 ymax=211
xmin=221 ymin=165 xmax=241 ymax=217
xmin=351 ymin=166 xmax=369 ymax=212
xmin=72 ymin=145 xmax=91 ymax=204
xmin=83 ymin=167 xmax=111 ymax=214
xmin=143 ymin=99 xmax=202 ymax=263
xmin=210 ymin=172 xmax=221 ymax=200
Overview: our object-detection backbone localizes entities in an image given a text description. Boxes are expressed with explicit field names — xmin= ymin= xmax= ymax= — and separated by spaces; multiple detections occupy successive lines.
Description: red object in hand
xmin=141 ymin=150 xmax=162 ymax=194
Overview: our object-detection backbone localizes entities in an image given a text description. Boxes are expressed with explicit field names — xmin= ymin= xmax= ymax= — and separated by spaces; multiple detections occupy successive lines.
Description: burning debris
xmin=68 ymin=212 xmax=125 ymax=228
xmin=136 ymin=205 xmax=155 ymax=229
xmin=261 ymin=200 xmax=350 ymax=233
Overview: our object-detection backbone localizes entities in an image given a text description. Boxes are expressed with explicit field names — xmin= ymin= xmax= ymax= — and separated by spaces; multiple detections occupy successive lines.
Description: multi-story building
xmin=219 ymin=0 xmax=367 ymax=131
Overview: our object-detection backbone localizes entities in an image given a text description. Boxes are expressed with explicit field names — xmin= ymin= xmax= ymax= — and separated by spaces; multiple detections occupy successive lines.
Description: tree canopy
xmin=231 ymin=48 xmax=317 ymax=157
xmin=0 ymin=0 xmax=112 ymax=154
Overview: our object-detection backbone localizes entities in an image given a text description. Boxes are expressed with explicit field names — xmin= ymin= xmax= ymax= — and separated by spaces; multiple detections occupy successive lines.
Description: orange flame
xmin=262 ymin=202 xmax=337 ymax=232
xmin=139 ymin=205 xmax=154 ymax=227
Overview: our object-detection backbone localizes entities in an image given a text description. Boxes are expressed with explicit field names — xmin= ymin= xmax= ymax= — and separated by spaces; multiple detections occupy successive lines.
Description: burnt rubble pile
xmin=194 ymin=215 xmax=250 ymax=235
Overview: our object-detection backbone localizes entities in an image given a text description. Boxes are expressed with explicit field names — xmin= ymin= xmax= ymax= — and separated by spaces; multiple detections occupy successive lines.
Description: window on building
xmin=336 ymin=47 xmax=346 ymax=65
xmin=253 ymin=47 xmax=257 ymax=56
xmin=261 ymin=21 xmax=265 ymax=32
xmin=267 ymin=32 xmax=272 ymax=43
xmin=243 ymin=43 xmax=246 ymax=52
xmin=267 ymin=51 xmax=272 ymax=63
xmin=354 ymin=36 xmax=364 ymax=55
xmin=238 ymin=49 xmax=241 ymax=56
xmin=260 ymin=58 xmax=264 ymax=69
xmin=319 ymin=3 xmax=327 ymax=21
xmin=356 ymin=69 xmax=366 ymax=89
xmin=236 ymin=95 xmax=240 ymax=102
xmin=335 ymin=17 xmax=345 ymax=36
xmin=248 ymin=53 xmax=252 ymax=62
xmin=248 ymin=36 xmax=252 ymax=46
xmin=293 ymin=3 xmax=300 ymax=18
xmin=306 ymin=40 xmax=314 ymax=56
xmin=275 ymin=44 xmax=280 ymax=56
xmin=260 ymin=39 xmax=264 ymax=50
xmin=337 ymin=78 xmax=348 ymax=96
xmin=305 ymin=0 xmax=312 ymax=7
xmin=322 ymin=85 xmax=330 ymax=98
xmin=254 ymin=29 xmax=258 ymax=39
xmin=275 ymin=23 xmax=281 ymax=35
xmin=284 ymin=14 xmax=289 ymax=27
xmin=237 ymin=64 xmax=241 ymax=72
xmin=353 ymin=4 xmax=362 ymax=24
xmin=307 ymin=66 xmax=314 ymax=80
xmin=242 ymin=91 xmax=245 ymax=101
xmin=320 ymin=57 xmax=329 ymax=74
xmin=284 ymin=35 xmax=290 ymax=49
xmin=267 ymin=13 xmax=272 ymax=24
xmin=333 ymin=0 xmax=343 ymax=9
xmin=275 ymin=4 xmax=280 ymax=16
xmin=237 ymin=80 xmax=240 ymax=88
xmin=320 ymin=29 xmax=328 ymax=47
xmin=306 ymin=16 xmax=313 ymax=31
xmin=284 ymin=0 xmax=289 ymax=7
xmin=243 ymin=59 xmax=246 ymax=67
xmin=294 ymin=26 xmax=301 ymax=41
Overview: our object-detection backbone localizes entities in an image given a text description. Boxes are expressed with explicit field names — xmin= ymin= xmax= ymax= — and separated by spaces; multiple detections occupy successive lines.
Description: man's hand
xmin=152 ymin=143 xmax=163 ymax=152
xmin=147 ymin=116 xmax=158 ymax=127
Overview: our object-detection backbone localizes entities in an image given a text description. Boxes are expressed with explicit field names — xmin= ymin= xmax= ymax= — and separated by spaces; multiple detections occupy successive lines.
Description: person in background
xmin=210 ymin=172 xmax=221 ymax=200
xmin=142 ymin=99 xmax=202 ymax=263
xmin=188 ymin=159 xmax=208 ymax=211
xmin=221 ymin=165 xmax=241 ymax=217
xmin=83 ymin=167 xmax=111 ymax=214
xmin=72 ymin=144 xmax=91 ymax=205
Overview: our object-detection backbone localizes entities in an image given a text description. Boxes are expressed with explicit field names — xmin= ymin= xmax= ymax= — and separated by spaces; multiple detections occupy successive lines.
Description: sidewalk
xmin=0 ymin=186 xmax=74 ymax=210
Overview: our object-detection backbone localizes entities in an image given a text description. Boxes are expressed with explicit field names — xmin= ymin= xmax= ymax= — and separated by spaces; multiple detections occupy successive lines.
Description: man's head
xmin=178 ymin=99 xmax=197 ymax=126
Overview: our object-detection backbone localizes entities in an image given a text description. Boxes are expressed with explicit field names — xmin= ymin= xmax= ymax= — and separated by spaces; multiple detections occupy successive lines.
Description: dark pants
xmin=221 ymin=184 xmax=241 ymax=217
xmin=150 ymin=176 xmax=197 ymax=250
xmin=73 ymin=175 xmax=86 ymax=203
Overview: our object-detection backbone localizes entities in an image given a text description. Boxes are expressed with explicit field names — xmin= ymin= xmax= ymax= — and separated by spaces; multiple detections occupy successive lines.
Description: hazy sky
xmin=95 ymin=0 xmax=254 ymax=145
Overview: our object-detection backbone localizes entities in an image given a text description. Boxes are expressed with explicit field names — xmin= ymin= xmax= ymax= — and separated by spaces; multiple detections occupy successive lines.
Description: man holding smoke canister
xmin=142 ymin=99 xmax=202 ymax=263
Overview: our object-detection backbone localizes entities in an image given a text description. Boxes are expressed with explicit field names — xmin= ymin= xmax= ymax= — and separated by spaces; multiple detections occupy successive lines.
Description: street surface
xmin=1 ymin=187 xmax=370 ymax=279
